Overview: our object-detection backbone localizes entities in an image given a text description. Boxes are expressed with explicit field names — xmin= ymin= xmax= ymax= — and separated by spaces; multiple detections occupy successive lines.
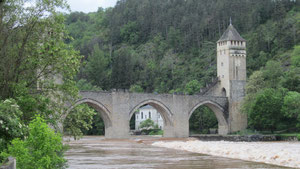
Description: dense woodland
xmin=66 ymin=0 xmax=299 ymax=93
xmin=0 ymin=0 xmax=300 ymax=166
xmin=65 ymin=0 xmax=300 ymax=134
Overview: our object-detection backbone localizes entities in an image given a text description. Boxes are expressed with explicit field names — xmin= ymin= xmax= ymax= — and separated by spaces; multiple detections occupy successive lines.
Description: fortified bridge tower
xmin=62 ymin=23 xmax=248 ymax=138
xmin=214 ymin=22 xmax=248 ymax=132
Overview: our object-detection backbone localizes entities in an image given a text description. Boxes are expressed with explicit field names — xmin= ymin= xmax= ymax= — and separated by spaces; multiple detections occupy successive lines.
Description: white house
xmin=135 ymin=105 xmax=164 ymax=130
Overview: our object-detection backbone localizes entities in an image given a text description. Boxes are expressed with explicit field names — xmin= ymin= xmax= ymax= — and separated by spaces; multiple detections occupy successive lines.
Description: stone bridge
xmin=63 ymin=23 xmax=249 ymax=138
xmin=65 ymin=90 xmax=231 ymax=138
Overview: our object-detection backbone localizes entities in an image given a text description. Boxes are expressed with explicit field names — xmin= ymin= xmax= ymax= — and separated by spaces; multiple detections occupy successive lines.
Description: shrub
xmin=297 ymin=134 xmax=300 ymax=141
xmin=149 ymin=129 xmax=163 ymax=135
xmin=139 ymin=119 xmax=155 ymax=129
xmin=0 ymin=99 xmax=27 ymax=154
xmin=1 ymin=116 xmax=67 ymax=169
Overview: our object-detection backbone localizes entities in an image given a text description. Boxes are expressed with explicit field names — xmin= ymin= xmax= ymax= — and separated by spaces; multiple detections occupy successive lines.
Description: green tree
xmin=242 ymin=70 xmax=265 ymax=114
xmin=0 ymin=0 xmax=86 ymax=136
xmin=82 ymin=113 xmax=105 ymax=136
xmin=76 ymin=79 xmax=102 ymax=91
xmin=281 ymin=68 xmax=300 ymax=93
xmin=1 ymin=116 xmax=67 ymax=169
xmin=262 ymin=60 xmax=283 ymax=89
xmin=111 ymin=46 xmax=136 ymax=89
xmin=291 ymin=45 xmax=300 ymax=67
xmin=248 ymin=88 xmax=286 ymax=132
xmin=282 ymin=91 xmax=300 ymax=129
xmin=83 ymin=45 xmax=110 ymax=89
xmin=120 ymin=21 xmax=140 ymax=44
xmin=0 ymin=99 xmax=27 ymax=154
xmin=189 ymin=107 xmax=218 ymax=134
xmin=63 ymin=104 xmax=96 ymax=140
xmin=129 ymin=84 xmax=144 ymax=93
xmin=139 ymin=119 xmax=155 ymax=129
xmin=184 ymin=80 xmax=202 ymax=95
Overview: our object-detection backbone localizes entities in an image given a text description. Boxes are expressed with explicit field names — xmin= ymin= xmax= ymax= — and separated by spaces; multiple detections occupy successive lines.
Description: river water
xmin=65 ymin=136 xmax=288 ymax=169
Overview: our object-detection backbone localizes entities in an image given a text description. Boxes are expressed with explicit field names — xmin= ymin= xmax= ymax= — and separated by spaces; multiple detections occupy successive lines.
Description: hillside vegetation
xmin=66 ymin=0 xmax=299 ymax=93
xmin=65 ymin=0 xmax=300 ymax=133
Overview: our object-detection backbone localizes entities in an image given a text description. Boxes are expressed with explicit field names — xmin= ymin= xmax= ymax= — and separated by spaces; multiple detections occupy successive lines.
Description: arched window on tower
xmin=222 ymin=88 xmax=226 ymax=97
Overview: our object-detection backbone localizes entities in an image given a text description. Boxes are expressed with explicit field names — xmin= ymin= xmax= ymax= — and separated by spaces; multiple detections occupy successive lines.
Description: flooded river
xmin=65 ymin=136 xmax=288 ymax=169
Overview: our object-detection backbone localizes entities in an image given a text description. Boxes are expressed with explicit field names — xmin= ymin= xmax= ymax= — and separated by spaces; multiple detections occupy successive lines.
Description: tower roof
xmin=218 ymin=24 xmax=245 ymax=42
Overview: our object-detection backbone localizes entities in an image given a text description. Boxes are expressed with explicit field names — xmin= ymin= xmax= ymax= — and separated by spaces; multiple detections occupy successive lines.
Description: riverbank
xmin=152 ymin=140 xmax=300 ymax=168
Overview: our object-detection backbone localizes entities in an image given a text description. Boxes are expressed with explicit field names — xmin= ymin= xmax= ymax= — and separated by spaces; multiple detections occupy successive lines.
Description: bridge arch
xmin=129 ymin=99 xmax=174 ymax=127
xmin=65 ymin=98 xmax=112 ymax=134
xmin=188 ymin=100 xmax=229 ymax=135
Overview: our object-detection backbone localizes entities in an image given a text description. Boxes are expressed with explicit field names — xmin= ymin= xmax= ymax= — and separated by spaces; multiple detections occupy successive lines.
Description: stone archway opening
xmin=189 ymin=105 xmax=218 ymax=135
xmin=64 ymin=98 xmax=112 ymax=138
xmin=222 ymin=88 xmax=227 ymax=97
xmin=188 ymin=101 xmax=229 ymax=135
xmin=129 ymin=100 xmax=174 ymax=137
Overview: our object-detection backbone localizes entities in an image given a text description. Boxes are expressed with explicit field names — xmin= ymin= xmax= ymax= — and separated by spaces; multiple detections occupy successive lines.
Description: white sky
xmin=66 ymin=0 xmax=118 ymax=13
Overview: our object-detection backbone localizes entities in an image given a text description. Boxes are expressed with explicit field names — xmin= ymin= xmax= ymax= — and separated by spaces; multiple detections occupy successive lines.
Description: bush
xmin=297 ymin=134 xmax=300 ymax=141
xmin=149 ymin=129 xmax=163 ymax=135
xmin=0 ymin=99 xmax=27 ymax=154
xmin=139 ymin=119 xmax=155 ymax=129
xmin=1 ymin=116 xmax=67 ymax=169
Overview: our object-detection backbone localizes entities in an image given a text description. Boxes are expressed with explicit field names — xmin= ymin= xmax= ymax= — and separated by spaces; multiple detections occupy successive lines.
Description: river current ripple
xmin=65 ymin=136 xmax=288 ymax=169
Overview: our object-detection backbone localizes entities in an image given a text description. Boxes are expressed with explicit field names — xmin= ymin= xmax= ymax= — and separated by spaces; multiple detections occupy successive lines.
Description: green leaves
xmin=63 ymin=104 xmax=96 ymax=140
xmin=139 ymin=119 xmax=155 ymax=129
xmin=282 ymin=91 xmax=300 ymax=129
xmin=243 ymin=58 xmax=300 ymax=132
xmin=1 ymin=116 xmax=67 ymax=169
xmin=184 ymin=80 xmax=202 ymax=95
xmin=291 ymin=45 xmax=300 ymax=67
xmin=189 ymin=106 xmax=218 ymax=134
xmin=248 ymin=88 xmax=286 ymax=132
xmin=0 ymin=99 xmax=27 ymax=153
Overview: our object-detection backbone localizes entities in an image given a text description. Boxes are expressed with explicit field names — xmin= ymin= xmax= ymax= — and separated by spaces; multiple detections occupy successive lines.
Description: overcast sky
xmin=66 ymin=0 xmax=118 ymax=13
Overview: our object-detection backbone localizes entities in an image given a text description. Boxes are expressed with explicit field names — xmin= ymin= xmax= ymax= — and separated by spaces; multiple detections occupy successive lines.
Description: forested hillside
xmin=65 ymin=0 xmax=300 ymax=94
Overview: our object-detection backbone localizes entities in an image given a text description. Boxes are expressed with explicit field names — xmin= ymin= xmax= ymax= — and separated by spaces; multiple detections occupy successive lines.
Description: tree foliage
xmin=0 ymin=99 xmax=27 ymax=154
xmin=139 ymin=119 xmax=155 ymax=129
xmin=282 ymin=91 xmax=300 ymax=129
xmin=63 ymin=104 xmax=96 ymax=140
xmin=189 ymin=106 xmax=218 ymax=134
xmin=248 ymin=88 xmax=286 ymax=132
xmin=0 ymin=0 xmax=95 ymax=152
xmin=65 ymin=0 xmax=299 ymax=95
xmin=1 ymin=116 xmax=67 ymax=169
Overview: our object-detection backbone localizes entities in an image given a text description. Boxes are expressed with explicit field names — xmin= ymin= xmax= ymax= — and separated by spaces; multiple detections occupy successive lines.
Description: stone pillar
xmin=171 ymin=95 xmax=189 ymax=138
xmin=229 ymin=80 xmax=247 ymax=133
xmin=108 ymin=91 xmax=131 ymax=138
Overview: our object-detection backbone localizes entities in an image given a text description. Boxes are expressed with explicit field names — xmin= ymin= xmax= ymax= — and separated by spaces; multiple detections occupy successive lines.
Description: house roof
xmin=140 ymin=105 xmax=154 ymax=110
xmin=217 ymin=24 xmax=245 ymax=42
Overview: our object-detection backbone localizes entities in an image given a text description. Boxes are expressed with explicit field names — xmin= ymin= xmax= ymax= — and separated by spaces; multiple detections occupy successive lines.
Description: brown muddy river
xmin=65 ymin=136 xmax=288 ymax=169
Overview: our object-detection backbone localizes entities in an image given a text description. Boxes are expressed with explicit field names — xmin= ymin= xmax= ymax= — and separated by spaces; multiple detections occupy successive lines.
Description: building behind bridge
xmin=135 ymin=105 xmax=164 ymax=130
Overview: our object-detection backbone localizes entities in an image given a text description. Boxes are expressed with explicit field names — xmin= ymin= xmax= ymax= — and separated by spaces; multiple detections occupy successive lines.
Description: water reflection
xmin=65 ymin=136 xmax=288 ymax=169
